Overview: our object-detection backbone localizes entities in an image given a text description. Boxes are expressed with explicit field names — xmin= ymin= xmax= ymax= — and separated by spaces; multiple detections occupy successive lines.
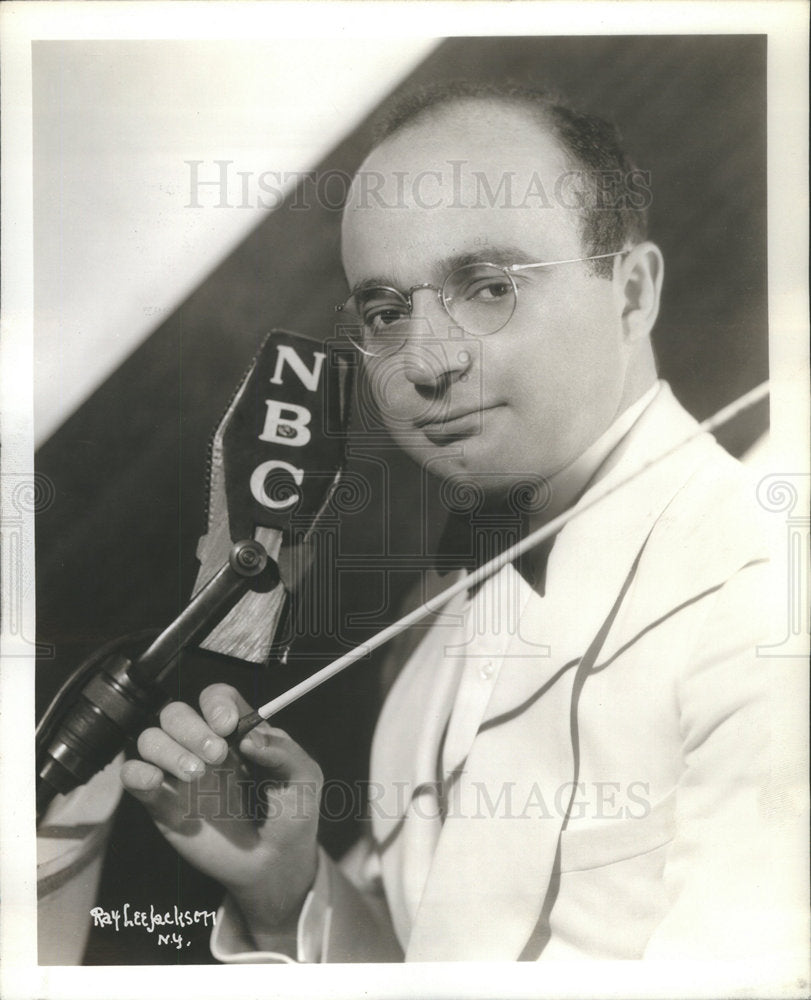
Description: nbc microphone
xmin=36 ymin=330 xmax=353 ymax=820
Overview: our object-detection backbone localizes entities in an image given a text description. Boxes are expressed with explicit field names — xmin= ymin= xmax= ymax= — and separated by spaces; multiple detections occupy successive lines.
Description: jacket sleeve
xmin=318 ymin=834 xmax=404 ymax=962
xmin=211 ymin=836 xmax=403 ymax=963
xmin=210 ymin=581 xmax=431 ymax=965
xmin=643 ymin=559 xmax=808 ymax=966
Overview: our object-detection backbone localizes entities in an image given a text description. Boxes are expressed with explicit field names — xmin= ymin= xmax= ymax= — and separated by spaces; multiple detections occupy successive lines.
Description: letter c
xmin=250 ymin=460 xmax=304 ymax=510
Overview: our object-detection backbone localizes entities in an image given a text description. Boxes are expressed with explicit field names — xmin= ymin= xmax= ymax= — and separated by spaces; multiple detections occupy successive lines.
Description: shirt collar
xmin=541 ymin=380 xmax=662 ymax=523
xmin=434 ymin=381 xmax=663 ymax=577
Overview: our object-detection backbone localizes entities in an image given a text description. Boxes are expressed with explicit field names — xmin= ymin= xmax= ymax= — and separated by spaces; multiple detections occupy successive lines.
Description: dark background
xmin=35 ymin=35 xmax=767 ymax=963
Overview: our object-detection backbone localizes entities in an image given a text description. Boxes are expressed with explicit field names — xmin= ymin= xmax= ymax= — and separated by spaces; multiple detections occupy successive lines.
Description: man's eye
xmin=363 ymin=305 xmax=409 ymax=330
xmin=462 ymin=278 xmax=512 ymax=303
xmin=453 ymin=275 xmax=512 ymax=304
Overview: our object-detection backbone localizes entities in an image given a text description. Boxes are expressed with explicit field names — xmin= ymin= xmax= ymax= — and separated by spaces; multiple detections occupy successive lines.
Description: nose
xmin=401 ymin=289 xmax=472 ymax=388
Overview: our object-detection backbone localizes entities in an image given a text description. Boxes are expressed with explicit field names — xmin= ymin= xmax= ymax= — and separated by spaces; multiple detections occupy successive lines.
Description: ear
xmin=613 ymin=242 xmax=664 ymax=342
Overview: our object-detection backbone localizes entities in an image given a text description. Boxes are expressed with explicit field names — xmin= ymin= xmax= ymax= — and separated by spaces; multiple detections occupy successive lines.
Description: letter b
xmin=259 ymin=400 xmax=312 ymax=447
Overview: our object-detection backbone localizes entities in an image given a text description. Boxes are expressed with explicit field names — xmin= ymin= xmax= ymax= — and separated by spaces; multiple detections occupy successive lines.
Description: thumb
xmin=238 ymin=725 xmax=323 ymax=787
xmin=236 ymin=726 xmax=323 ymax=832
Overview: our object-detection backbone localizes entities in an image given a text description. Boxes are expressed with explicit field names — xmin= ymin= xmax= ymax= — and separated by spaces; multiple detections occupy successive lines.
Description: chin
xmin=417 ymin=451 xmax=551 ymax=514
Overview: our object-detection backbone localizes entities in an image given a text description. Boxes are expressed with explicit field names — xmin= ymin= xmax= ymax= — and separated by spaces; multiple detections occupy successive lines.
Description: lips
xmin=415 ymin=404 xmax=502 ymax=441
xmin=414 ymin=403 xmax=493 ymax=427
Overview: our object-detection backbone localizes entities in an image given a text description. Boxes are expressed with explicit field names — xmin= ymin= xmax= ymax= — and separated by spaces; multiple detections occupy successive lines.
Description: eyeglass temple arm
xmin=508 ymin=250 xmax=627 ymax=273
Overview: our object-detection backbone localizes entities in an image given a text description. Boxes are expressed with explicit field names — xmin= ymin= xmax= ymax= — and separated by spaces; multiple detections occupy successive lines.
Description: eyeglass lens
xmin=444 ymin=263 xmax=516 ymax=338
xmin=341 ymin=263 xmax=517 ymax=357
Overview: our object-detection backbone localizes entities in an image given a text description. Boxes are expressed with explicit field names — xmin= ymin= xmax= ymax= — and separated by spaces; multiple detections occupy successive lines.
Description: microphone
xmin=36 ymin=330 xmax=353 ymax=820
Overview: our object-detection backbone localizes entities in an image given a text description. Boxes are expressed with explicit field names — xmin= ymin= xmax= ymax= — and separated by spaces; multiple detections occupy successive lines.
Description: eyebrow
xmin=349 ymin=244 xmax=542 ymax=296
xmin=441 ymin=245 xmax=539 ymax=271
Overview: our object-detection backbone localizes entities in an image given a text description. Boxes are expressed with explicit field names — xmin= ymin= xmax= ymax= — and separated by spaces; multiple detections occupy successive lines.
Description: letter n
xmin=269 ymin=346 xmax=326 ymax=391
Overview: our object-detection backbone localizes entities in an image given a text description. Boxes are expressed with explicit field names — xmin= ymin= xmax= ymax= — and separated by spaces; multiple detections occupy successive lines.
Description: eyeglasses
xmin=335 ymin=251 xmax=626 ymax=357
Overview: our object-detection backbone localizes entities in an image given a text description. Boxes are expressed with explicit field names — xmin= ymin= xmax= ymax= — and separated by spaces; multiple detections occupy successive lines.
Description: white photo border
xmin=1 ymin=3 xmax=808 ymax=999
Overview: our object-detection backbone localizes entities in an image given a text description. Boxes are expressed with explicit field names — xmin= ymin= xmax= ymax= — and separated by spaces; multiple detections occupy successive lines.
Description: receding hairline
xmin=362 ymin=92 xmax=567 ymax=167
xmin=345 ymin=80 xmax=650 ymax=275
xmin=372 ymin=79 xmax=566 ymax=137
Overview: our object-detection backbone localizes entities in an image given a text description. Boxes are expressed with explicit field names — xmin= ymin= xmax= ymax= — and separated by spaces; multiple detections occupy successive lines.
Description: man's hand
xmin=120 ymin=683 xmax=322 ymax=941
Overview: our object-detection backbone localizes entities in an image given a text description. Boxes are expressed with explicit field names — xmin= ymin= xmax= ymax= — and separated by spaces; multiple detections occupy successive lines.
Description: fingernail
xmin=243 ymin=729 xmax=270 ymax=750
xmin=179 ymin=754 xmax=203 ymax=779
xmin=145 ymin=769 xmax=162 ymax=790
xmin=201 ymin=737 xmax=224 ymax=762
xmin=210 ymin=704 xmax=234 ymax=730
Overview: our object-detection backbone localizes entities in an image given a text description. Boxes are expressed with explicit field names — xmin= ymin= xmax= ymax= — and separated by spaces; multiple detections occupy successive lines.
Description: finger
xmin=136 ymin=726 xmax=206 ymax=782
xmin=238 ymin=727 xmax=323 ymax=786
xmin=120 ymin=761 xmax=193 ymax=832
xmin=159 ymin=701 xmax=228 ymax=765
xmin=120 ymin=758 xmax=163 ymax=794
xmin=198 ymin=683 xmax=254 ymax=737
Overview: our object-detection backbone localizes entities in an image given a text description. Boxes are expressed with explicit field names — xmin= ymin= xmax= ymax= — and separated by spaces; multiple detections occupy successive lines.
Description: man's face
xmin=341 ymin=101 xmax=633 ymax=494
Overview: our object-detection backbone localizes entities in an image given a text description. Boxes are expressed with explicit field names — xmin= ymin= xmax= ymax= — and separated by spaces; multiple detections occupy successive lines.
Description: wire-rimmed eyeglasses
xmin=335 ymin=251 xmax=627 ymax=358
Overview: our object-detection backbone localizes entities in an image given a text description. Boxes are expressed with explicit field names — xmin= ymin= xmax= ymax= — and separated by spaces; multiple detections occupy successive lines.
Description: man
xmin=120 ymin=83 xmax=801 ymax=964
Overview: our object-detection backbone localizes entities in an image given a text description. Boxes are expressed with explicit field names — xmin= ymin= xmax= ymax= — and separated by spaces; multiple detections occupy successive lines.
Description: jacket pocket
xmin=558 ymin=789 xmax=676 ymax=873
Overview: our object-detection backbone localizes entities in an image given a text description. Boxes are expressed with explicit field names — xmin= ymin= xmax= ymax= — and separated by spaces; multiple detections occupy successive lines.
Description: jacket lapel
xmin=406 ymin=386 xmax=718 ymax=960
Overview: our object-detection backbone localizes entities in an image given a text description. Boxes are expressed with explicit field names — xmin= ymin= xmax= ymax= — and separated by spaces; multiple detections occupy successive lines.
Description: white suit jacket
xmin=211 ymin=385 xmax=805 ymax=965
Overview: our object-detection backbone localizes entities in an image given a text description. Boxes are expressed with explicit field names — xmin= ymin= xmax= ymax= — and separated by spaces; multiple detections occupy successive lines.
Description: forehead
xmin=341 ymin=100 xmax=584 ymax=284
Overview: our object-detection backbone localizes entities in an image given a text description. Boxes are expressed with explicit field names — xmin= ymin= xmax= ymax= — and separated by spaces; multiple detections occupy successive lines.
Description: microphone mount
xmin=36 ymin=539 xmax=278 ymax=820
